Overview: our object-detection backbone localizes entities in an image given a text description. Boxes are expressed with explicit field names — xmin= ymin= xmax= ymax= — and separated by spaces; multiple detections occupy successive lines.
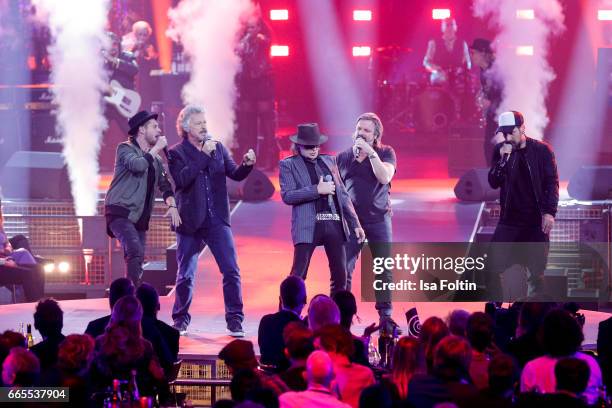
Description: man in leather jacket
xmin=486 ymin=111 xmax=559 ymax=299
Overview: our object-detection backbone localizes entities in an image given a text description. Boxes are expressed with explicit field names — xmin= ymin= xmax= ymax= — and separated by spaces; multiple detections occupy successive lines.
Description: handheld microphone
xmin=354 ymin=135 xmax=364 ymax=158
xmin=501 ymin=142 xmax=513 ymax=165
xmin=202 ymin=134 xmax=216 ymax=158
xmin=324 ymin=175 xmax=336 ymax=213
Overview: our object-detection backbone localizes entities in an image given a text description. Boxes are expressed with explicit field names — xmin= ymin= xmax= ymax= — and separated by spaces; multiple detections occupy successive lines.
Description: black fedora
xmin=469 ymin=38 xmax=493 ymax=54
xmin=128 ymin=110 xmax=158 ymax=136
xmin=289 ymin=123 xmax=328 ymax=145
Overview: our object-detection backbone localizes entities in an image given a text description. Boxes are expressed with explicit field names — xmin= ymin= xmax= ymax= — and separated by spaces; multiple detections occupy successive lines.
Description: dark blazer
xmin=597 ymin=316 xmax=612 ymax=389
xmin=85 ymin=315 xmax=175 ymax=372
xmin=168 ymin=139 xmax=252 ymax=235
xmin=279 ymin=154 xmax=361 ymax=245
xmin=257 ymin=310 xmax=302 ymax=371
xmin=30 ymin=334 xmax=66 ymax=371
xmin=488 ymin=137 xmax=559 ymax=220
xmin=154 ymin=319 xmax=180 ymax=361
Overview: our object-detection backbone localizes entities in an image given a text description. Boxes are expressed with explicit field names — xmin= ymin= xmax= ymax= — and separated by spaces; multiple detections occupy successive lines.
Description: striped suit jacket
xmin=279 ymin=154 xmax=361 ymax=245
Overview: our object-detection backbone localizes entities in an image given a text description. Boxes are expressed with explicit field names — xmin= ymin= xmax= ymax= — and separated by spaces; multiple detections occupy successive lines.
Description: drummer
xmin=423 ymin=18 xmax=471 ymax=86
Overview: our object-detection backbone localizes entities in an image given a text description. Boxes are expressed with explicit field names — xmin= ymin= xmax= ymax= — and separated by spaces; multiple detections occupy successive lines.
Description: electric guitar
xmin=104 ymin=80 xmax=141 ymax=118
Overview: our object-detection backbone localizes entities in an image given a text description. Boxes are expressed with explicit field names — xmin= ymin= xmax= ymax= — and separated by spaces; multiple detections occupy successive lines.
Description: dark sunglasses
xmin=301 ymin=145 xmax=320 ymax=150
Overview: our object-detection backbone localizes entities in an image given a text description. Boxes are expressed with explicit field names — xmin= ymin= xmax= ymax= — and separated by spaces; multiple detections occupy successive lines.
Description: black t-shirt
xmin=301 ymin=156 xmax=340 ymax=214
xmin=337 ymin=145 xmax=397 ymax=224
xmin=503 ymin=149 xmax=540 ymax=226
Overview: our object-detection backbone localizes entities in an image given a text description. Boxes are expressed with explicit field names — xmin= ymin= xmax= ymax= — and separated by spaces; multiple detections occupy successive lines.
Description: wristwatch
xmin=368 ymin=152 xmax=378 ymax=159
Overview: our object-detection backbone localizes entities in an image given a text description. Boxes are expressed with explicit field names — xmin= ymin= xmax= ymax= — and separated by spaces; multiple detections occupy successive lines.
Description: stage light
xmin=516 ymin=9 xmax=535 ymax=20
xmin=432 ymin=9 xmax=451 ymax=20
xmin=270 ymin=9 xmax=289 ymax=20
xmin=270 ymin=45 xmax=289 ymax=57
xmin=58 ymin=261 xmax=70 ymax=274
xmin=353 ymin=10 xmax=372 ymax=21
xmin=516 ymin=46 xmax=534 ymax=56
xmin=43 ymin=263 xmax=55 ymax=274
xmin=352 ymin=46 xmax=371 ymax=57
xmin=598 ymin=10 xmax=612 ymax=20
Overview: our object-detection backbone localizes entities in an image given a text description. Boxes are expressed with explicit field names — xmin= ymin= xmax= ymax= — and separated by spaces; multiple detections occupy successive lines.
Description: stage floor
xmin=0 ymin=177 xmax=607 ymax=358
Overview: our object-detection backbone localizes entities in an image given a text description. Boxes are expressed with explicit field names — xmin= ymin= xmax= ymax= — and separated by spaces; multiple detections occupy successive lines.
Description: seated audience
xmin=1 ymin=347 xmax=40 ymax=386
xmin=30 ymin=298 xmax=65 ymax=372
xmin=418 ymin=316 xmax=450 ymax=372
xmin=382 ymin=336 xmax=420 ymax=402
xmin=219 ymin=339 xmax=288 ymax=396
xmin=478 ymin=353 xmax=516 ymax=408
xmin=307 ymin=294 xmax=340 ymax=332
xmin=278 ymin=322 xmax=314 ymax=391
xmin=315 ymin=324 xmax=375 ymax=408
xmin=507 ymin=302 xmax=556 ymax=368
xmin=89 ymin=295 xmax=165 ymax=397
xmin=597 ymin=314 xmax=612 ymax=390
xmin=279 ymin=350 xmax=351 ymax=408
xmin=517 ymin=357 xmax=590 ymax=408
xmin=56 ymin=334 xmax=95 ymax=406
xmin=332 ymin=290 xmax=376 ymax=366
xmin=86 ymin=277 xmax=173 ymax=374
xmin=407 ymin=335 xmax=481 ymax=408
xmin=258 ymin=276 xmax=306 ymax=372
xmin=520 ymin=308 xmax=602 ymax=405
xmin=358 ymin=383 xmax=395 ymax=408
xmin=136 ymin=282 xmax=180 ymax=361
xmin=0 ymin=330 xmax=26 ymax=364
xmin=447 ymin=309 xmax=470 ymax=337
xmin=0 ymin=232 xmax=36 ymax=267
xmin=466 ymin=311 xmax=496 ymax=389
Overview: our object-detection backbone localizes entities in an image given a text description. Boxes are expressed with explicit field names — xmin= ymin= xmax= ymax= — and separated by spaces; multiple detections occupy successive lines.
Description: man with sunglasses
xmin=279 ymin=123 xmax=365 ymax=295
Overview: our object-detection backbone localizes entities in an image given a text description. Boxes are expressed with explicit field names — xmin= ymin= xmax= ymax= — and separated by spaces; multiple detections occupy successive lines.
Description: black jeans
xmin=486 ymin=223 xmax=549 ymax=299
xmin=345 ymin=216 xmax=393 ymax=318
xmin=290 ymin=220 xmax=347 ymax=295
xmin=109 ymin=218 xmax=147 ymax=286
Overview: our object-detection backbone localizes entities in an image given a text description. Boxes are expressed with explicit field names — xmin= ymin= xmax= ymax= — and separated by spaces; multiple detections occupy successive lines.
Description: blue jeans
xmin=172 ymin=215 xmax=244 ymax=329
xmin=345 ymin=216 xmax=393 ymax=318
xmin=109 ymin=218 xmax=147 ymax=285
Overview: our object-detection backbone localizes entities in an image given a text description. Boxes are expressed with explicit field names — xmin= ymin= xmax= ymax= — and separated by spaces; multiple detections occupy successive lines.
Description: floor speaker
xmin=0 ymin=151 xmax=71 ymax=200
xmin=227 ymin=168 xmax=275 ymax=201
xmin=454 ymin=168 xmax=498 ymax=202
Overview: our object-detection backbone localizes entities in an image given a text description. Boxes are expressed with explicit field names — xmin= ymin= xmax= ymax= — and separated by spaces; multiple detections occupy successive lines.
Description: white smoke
xmin=168 ymin=0 xmax=256 ymax=147
xmin=473 ymin=0 xmax=565 ymax=140
xmin=33 ymin=0 xmax=109 ymax=215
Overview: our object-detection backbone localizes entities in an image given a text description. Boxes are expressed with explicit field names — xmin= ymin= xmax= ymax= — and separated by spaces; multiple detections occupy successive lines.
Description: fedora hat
xmin=289 ymin=123 xmax=328 ymax=145
xmin=128 ymin=110 xmax=158 ymax=136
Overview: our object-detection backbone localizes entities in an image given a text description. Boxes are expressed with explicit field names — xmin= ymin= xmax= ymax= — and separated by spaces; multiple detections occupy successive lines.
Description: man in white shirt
xmin=279 ymin=350 xmax=351 ymax=408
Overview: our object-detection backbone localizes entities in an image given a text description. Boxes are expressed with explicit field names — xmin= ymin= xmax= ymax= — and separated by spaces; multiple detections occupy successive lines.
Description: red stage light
xmin=270 ymin=9 xmax=289 ymax=20
xmin=516 ymin=46 xmax=534 ymax=56
xmin=270 ymin=45 xmax=289 ymax=57
xmin=598 ymin=10 xmax=612 ymax=20
xmin=353 ymin=10 xmax=372 ymax=21
xmin=432 ymin=9 xmax=451 ymax=20
xmin=352 ymin=46 xmax=371 ymax=57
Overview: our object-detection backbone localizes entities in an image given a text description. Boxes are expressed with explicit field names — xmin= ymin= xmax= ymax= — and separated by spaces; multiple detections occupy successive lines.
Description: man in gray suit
xmin=279 ymin=123 xmax=365 ymax=295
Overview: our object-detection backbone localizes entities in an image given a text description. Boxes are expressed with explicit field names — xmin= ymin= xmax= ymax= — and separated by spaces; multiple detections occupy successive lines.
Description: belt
xmin=316 ymin=213 xmax=340 ymax=221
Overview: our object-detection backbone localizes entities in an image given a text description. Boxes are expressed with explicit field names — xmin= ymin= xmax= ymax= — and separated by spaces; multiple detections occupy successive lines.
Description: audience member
xmin=478 ymin=353 xmax=516 ymax=408
xmin=315 ymin=324 xmax=375 ymax=408
xmin=0 ymin=231 xmax=36 ymax=266
xmin=56 ymin=334 xmax=95 ymax=406
xmin=30 ymin=298 xmax=65 ymax=372
xmin=307 ymin=295 xmax=340 ymax=332
xmin=447 ymin=309 xmax=470 ymax=337
xmin=382 ymin=336 xmax=420 ymax=401
xmin=258 ymin=276 xmax=306 ymax=372
xmin=219 ymin=339 xmax=288 ymax=396
xmin=332 ymin=290 xmax=375 ymax=366
xmin=466 ymin=312 xmax=496 ymax=389
xmin=279 ymin=350 xmax=351 ymax=408
xmin=520 ymin=308 xmax=602 ymax=405
xmin=86 ymin=277 xmax=173 ymax=374
xmin=358 ymin=383 xmax=395 ymax=408
xmin=1 ymin=347 xmax=40 ymax=386
xmin=597 ymin=314 xmax=612 ymax=390
xmin=278 ymin=322 xmax=314 ymax=391
xmin=407 ymin=336 xmax=481 ymax=408
xmin=507 ymin=302 xmax=556 ymax=367
xmin=231 ymin=368 xmax=263 ymax=403
xmin=0 ymin=330 xmax=26 ymax=364
xmin=89 ymin=295 xmax=165 ymax=397
xmin=136 ymin=282 xmax=180 ymax=361
xmin=419 ymin=316 xmax=450 ymax=372
xmin=517 ymin=357 xmax=590 ymax=408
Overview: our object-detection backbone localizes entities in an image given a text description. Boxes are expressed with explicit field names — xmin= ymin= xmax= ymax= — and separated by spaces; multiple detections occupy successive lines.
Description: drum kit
xmin=372 ymin=46 xmax=482 ymax=133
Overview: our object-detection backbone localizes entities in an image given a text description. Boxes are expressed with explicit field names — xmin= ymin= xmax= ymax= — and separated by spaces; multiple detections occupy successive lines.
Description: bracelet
xmin=368 ymin=152 xmax=378 ymax=159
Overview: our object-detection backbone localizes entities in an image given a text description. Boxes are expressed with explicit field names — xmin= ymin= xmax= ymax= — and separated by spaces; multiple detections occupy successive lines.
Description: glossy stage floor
xmin=0 ymin=164 xmax=610 ymax=358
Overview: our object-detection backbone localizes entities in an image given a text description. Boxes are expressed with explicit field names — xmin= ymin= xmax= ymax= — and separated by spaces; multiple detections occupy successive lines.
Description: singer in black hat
xmin=279 ymin=123 xmax=365 ymax=296
xmin=104 ymin=110 xmax=181 ymax=286
xmin=486 ymin=111 xmax=559 ymax=299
